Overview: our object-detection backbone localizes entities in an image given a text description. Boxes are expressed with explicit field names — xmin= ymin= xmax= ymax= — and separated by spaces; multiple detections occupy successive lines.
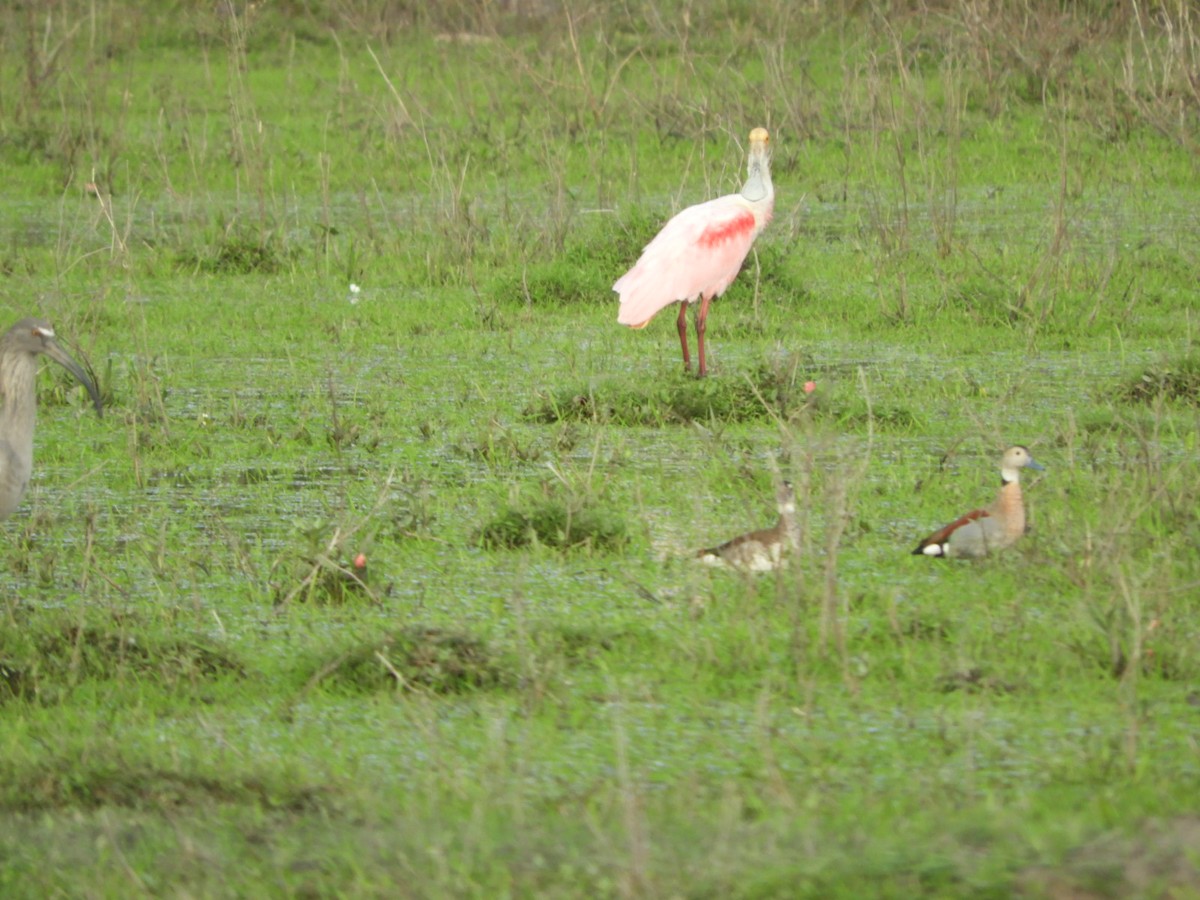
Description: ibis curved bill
xmin=0 ymin=317 xmax=103 ymax=520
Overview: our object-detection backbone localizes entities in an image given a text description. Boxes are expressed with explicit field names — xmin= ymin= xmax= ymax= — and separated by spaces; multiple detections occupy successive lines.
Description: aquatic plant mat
xmin=1 ymin=1 xmax=1198 ymax=895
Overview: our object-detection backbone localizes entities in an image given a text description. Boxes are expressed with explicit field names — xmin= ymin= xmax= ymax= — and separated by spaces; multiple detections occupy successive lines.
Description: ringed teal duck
xmin=913 ymin=445 xmax=1043 ymax=559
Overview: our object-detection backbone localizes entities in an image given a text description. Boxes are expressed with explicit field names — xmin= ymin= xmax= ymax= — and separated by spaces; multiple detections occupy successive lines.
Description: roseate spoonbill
xmin=913 ymin=446 xmax=1044 ymax=559
xmin=0 ymin=318 xmax=103 ymax=520
xmin=615 ymin=127 xmax=774 ymax=377
xmin=697 ymin=480 xmax=799 ymax=573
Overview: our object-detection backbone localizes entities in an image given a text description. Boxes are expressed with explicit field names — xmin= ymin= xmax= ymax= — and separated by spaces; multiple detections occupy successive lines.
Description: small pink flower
xmin=353 ymin=553 xmax=367 ymax=570
xmin=803 ymin=381 xmax=817 ymax=394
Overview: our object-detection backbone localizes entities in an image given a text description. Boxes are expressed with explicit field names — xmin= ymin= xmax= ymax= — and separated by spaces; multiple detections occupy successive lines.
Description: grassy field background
xmin=1 ymin=0 xmax=1198 ymax=896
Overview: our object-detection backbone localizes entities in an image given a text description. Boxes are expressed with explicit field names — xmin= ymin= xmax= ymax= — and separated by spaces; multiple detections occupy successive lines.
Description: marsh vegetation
xmin=1 ymin=0 xmax=1198 ymax=895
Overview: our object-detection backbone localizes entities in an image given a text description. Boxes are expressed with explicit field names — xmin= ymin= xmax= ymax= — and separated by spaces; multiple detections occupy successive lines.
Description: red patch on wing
xmin=916 ymin=508 xmax=989 ymax=550
xmin=698 ymin=211 xmax=756 ymax=249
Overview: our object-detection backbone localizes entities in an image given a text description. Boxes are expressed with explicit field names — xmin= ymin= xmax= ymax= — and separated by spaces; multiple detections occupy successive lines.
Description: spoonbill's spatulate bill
xmin=913 ymin=445 xmax=1044 ymax=559
xmin=0 ymin=318 xmax=103 ymax=521
xmin=615 ymin=127 xmax=774 ymax=377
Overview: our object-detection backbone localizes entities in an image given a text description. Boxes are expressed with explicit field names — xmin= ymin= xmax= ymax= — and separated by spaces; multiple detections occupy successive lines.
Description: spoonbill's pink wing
xmin=615 ymin=196 xmax=762 ymax=328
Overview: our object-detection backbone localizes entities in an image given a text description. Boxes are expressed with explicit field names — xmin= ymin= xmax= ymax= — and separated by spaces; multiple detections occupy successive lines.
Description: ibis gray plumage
xmin=0 ymin=318 xmax=103 ymax=520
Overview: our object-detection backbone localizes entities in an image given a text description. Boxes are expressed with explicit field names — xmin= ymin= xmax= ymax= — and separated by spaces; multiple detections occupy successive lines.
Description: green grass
xmin=1 ymin=1 xmax=1199 ymax=896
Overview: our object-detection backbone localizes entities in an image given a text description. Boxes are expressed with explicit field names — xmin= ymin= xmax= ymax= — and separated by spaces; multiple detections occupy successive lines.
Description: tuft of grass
xmin=1017 ymin=816 xmax=1200 ymax=899
xmin=272 ymin=556 xmax=374 ymax=605
xmin=525 ymin=352 xmax=819 ymax=426
xmin=271 ymin=512 xmax=383 ymax=606
xmin=1117 ymin=352 xmax=1200 ymax=406
xmin=477 ymin=492 xmax=628 ymax=552
xmin=301 ymin=626 xmax=507 ymax=695
xmin=175 ymin=225 xmax=290 ymax=275
xmin=936 ymin=667 xmax=1019 ymax=694
xmin=0 ymin=755 xmax=326 ymax=813
xmin=530 ymin=623 xmax=656 ymax=664
xmin=0 ymin=614 xmax=243 ymax=705
xmin=525 ymin=354 xmax=923 ymax=432
xmin=1068 ymin=594 xmax=1197 ymax=682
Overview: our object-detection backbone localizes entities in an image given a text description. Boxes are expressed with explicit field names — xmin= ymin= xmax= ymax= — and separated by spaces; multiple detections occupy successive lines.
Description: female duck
xmin=698 ymin=481 xmax=799 ymax=573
